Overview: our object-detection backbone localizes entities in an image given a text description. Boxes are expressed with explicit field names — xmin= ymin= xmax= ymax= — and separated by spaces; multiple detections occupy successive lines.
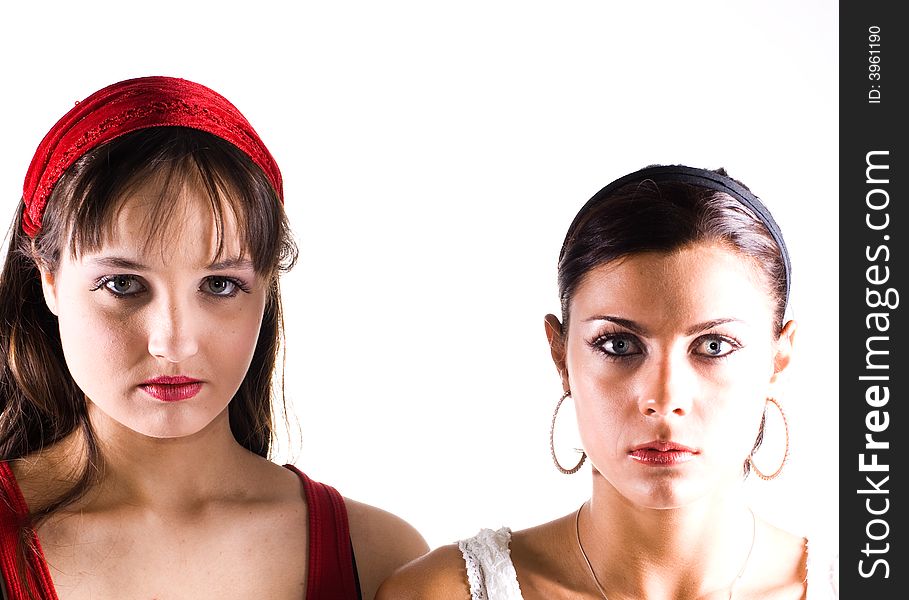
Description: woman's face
xmin=550 ymin=243 xmax=795 ymax=509
xmin=39 ymin=179 xmax=268 ymax=439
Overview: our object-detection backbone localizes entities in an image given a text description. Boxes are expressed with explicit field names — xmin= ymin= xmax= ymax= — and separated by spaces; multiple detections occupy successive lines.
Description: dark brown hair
xmin=0 ymin=127 xmax=298 ymax=591
xmin=557 ymin=167 xmax=787 ymax=334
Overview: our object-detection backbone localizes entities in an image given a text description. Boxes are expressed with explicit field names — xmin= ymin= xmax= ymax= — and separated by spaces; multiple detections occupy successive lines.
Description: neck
xmin=580 ymin=473 xmax=755 ymax=599
xmin=28 ymin=404 xmax=267 ymax=513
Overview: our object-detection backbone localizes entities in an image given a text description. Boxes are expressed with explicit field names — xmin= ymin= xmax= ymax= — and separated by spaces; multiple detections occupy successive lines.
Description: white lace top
xmin=458 ymin=527 xmax=839 ymax=600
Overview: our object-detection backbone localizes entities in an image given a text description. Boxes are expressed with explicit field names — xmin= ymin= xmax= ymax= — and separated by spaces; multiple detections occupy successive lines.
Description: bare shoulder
xmin=748 ymin=517 xmax=811 ymax=598
xmin=508 ymin=514 xmax=578 ymax=585
xmin=762 ymin=519 xmax=809 ymax=571
xmin=345 ymin=497 xmax=430 ymax=558
xmin=375 ymin=544 xmax=471 ymax=600
xmin=345 ymin=497 xmax=431 ymax=600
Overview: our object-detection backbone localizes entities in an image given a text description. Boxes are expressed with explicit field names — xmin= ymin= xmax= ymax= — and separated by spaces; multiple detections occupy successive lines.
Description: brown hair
xmin=0 ymin=127 xmax=298 ymax=591
xmin=557 ymin=167 xmax=787 ymax=334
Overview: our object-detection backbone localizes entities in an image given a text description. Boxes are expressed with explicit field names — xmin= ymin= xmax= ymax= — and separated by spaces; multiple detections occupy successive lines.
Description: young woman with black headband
xmin=378 ymin=166 xmax=838 ymax=599
xmin=0 ymin=76 xmax=427 ymax=600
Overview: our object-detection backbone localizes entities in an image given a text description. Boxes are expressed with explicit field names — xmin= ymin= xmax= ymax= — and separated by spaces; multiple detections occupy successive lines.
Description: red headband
xmin=21 ymin=76 xmax=283 ymax=237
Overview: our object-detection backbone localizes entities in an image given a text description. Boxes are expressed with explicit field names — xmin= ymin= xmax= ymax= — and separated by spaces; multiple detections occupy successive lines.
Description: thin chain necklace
xmin=574 ymin=502 xmax=757 ymax=600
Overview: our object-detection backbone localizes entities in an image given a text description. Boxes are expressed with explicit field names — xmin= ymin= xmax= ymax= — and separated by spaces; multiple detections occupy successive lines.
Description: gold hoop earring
xmin=550 ymin=390 xmax=586 ymax=474
xmin=748 ymin=397 xmax=789 ymax=480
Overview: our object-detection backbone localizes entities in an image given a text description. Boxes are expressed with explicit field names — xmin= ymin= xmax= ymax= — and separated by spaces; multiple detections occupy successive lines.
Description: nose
xmin=146 ymin=296 xmax=199 ymax=363
xmin=637 ymin=353 xmax=694 ymax=417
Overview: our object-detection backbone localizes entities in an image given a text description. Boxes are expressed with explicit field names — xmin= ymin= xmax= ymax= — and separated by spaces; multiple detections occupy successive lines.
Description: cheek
xmin=696 ymin=361 xmax=774 ymax=458
xmin=54 ymin=299 xmax=146 ymax=404
xmin=566 ymin=338 xmax=634 ymax=403
xmin=208 ymin=296 xmax=268 ymax=370
xmin=574 ymin=396 xmax=631 ymax=459
xmin=58 ymin=299 xmax=142 ymax=361
xmin=224 ymin=313 xmax=263 ymax=365
xmin=707 ymin=385 xmax=766 ymax=439
xmin=719 ymin=350 xmax=777 ymax=404
xmin=566 ymin=351 xmax=635 ymax=448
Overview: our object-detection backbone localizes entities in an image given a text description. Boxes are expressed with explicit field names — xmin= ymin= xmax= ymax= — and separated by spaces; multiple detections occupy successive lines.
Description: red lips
xmin=629 ymin=441 xmax=699 ymax=466
xmin=139 ymin=375 xmax=203 ymax=402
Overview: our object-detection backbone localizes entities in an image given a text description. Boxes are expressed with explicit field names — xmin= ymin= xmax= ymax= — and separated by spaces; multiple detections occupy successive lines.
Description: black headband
xmin=560 ymin=165 xmax=791 ymax=307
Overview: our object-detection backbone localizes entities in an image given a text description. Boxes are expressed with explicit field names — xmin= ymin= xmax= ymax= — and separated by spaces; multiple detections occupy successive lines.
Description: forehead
xmin=95 ymin=174 xmax=245 ymax=263
xmin=571 ymin=244 xmax=776 ymax=327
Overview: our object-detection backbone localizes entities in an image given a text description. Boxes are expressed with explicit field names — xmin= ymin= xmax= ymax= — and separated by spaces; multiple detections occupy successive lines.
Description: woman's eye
xmin=695 ymin=336 xmax=737 ymax=357
xmin=102 ymin=275 xmax=145 ymax=296
xmin=202 ymin=276 xmax=239 ymax=297
xmin=597 ymin=335 xmax=641 ymax=357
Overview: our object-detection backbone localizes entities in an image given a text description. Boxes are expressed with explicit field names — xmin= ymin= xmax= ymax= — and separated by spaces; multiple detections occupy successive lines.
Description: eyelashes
xmin=199 ymin=276 xmax=250 ymax=297
xmin=92 ymin=274 xmax=146 ymax=297
xmin=588 ymin=330 xmax=743 ymax=361
xmin=91 ymin=275 xmax=252 ymax=300
xmin=694 ymin=336 xmax=741 ymax=358
xmin=590 ymin=333 xmax=643 ymax=359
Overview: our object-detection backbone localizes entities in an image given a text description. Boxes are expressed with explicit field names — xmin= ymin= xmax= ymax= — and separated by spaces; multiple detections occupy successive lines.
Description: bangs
xmin=40 ymin=127 xmax=296 ymax=277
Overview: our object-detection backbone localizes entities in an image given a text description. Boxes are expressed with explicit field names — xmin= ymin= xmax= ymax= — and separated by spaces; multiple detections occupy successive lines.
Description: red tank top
xmin=0 ymin=461 xmax=360 ymax=600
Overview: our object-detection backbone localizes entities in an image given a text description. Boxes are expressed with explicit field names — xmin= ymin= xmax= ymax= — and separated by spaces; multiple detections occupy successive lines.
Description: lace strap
xmin=458 ymin=528 xmax=522 ymax=600
xmin=806 ymin=537 xmax=839 ymax=599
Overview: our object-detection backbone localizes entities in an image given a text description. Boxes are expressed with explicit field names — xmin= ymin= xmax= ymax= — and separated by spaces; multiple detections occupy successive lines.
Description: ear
xmin=544 ymin=314 xmax=570 ymax=391
xmin=37 ymin=263 xmax=60 ymax=316
xmin=770 ymin=319 xmax=797 ymax=385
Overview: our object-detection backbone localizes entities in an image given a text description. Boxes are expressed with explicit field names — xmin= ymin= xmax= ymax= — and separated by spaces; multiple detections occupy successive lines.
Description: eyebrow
xmin=583 ymin=316 xmax=741 ymax=337
xmin=583 ymin=315 xmax=650 ymax=336
xmin=86 ymin=256 xmax=255 ymax=271
xmin=87 ymin=256 xmax=148 ymax=270
xmin=207 ymin=257 xmax=255 ymax=271
xmin=684 ymin=318 xmax=741 ymax=336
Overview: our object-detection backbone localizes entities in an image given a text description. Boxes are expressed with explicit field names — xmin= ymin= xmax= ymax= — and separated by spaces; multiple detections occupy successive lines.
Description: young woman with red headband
xmin=0 ymin=76 xmax=427 ymax=600
xmin=378 ymin=166 xmax=838 ymax=599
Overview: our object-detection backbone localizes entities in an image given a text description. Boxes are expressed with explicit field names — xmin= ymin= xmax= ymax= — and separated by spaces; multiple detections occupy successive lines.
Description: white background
xmin=1 ymin=1 xmax=838 ymax=550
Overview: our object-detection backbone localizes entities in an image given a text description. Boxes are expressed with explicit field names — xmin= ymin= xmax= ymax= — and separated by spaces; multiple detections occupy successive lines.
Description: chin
xmin=102 ymin=407 xmax=225 ymax=441
xmin=627 ymin=487 xmax=688 ymax=510
xmin=139 ymin=425 xmax=206 ymax=439
xmin=612 ymin=472 xmax=715 ymax=510
xmin=635 ymin=492 xmax=697 ymax=510
xmin=119 ymin=419 xmax=210 ymax=440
